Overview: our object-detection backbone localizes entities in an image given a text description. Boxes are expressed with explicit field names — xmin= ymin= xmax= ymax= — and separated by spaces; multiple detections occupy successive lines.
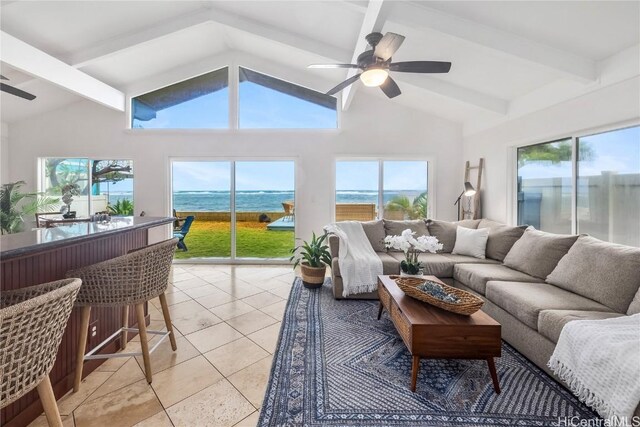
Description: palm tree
xmin=385 ymin=192 xmax=428 ymax=220
xmin=0 ymin=181 xmax=59 ymax=234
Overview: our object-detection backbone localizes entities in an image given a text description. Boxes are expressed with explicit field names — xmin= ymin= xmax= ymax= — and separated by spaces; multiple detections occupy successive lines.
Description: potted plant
xmin=384 ymin=229 xmax=443 ymax=277
xmin=60 ymin=183 xmax=80 ymax=218
xmin=290 ymin=231 xmax=332 ymax=289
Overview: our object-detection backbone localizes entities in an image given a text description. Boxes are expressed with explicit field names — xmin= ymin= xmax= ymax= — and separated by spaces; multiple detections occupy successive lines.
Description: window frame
xmin=37 ymin=157 xmax=135 ymax=216
xmin=511 ymin=120 xmax=640 ymax=236
xmin=127 ymin=64 xmax=340 ymax=132
xmin=333 ymin=157 xmax=435 ymax=222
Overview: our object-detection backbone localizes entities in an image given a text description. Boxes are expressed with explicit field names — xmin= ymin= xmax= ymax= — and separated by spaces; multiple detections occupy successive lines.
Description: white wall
xmin=1 ymin=122 xmax=8 ymax=185
xmin=7 ymin=87 xmax=463 ymax=244
xmin=463 ymin=76 xmax=640 ymax=224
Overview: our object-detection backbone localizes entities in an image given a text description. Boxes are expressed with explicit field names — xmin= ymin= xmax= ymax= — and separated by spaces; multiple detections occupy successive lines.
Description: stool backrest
xmin=1 ymin=278 xmax=81 ymax=407
xmin=67 ymin=238 xmax=178 ymax=307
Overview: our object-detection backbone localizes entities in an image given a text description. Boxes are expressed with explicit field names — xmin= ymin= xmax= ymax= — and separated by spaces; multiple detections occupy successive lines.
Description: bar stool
xmin=1 ymin=278 xmax=82 ymax=427
xmin=67 ymin=238 xmax=178 ymax=392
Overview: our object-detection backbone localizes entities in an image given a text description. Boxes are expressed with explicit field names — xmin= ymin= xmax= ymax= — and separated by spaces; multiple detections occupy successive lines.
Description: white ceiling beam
xmin=391 ymin=2 xmax=597 ymax=82
xmin=207 ymin=7 xmax=351 ymax=63
xmin=64 ymin=10 xmax=213 ymax=68
xmin=63 ymin=6 xmax=351 ymax=71
xmin=393 ymin=73 xmax=508 ymax=114
xmin=341 ymin=0 xmax=392 ymax=111
xmin=0 ymin=31 xmax=125 ymax=111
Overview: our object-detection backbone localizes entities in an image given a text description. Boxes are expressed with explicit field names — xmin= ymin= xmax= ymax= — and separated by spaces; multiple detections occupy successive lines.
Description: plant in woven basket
xmin=290 ymin=231 xmax=332 ymax=289
xmin=384 ymin=229 xmax=443 ymax=275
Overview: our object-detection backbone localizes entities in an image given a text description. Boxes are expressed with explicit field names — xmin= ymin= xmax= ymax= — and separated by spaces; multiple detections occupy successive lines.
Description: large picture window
xmin=335 ymin=160 xmax=429 ymax=221
xmin=516 ymin=125 xmax=639 ymax=246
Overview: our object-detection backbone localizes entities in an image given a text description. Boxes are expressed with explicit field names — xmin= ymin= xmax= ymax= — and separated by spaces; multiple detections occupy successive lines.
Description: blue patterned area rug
xmin=258 ymin=278 xmax=599 ymax=426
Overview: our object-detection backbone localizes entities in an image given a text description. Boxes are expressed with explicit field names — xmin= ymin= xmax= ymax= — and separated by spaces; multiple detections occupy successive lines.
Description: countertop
xmin=0 ymin=216 xmax=174 ymax=260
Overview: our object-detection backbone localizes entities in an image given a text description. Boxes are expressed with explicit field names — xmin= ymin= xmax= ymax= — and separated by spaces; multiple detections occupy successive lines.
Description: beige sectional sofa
xmin=328 ymin=218 xmax=640 ymax=415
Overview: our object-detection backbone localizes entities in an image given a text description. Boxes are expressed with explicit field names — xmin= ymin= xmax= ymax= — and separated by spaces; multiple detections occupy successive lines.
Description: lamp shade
xmin=360 ymin=68 xmax=389 ymax=87
xmin=463 ymin=182 xmax=476 ymax=196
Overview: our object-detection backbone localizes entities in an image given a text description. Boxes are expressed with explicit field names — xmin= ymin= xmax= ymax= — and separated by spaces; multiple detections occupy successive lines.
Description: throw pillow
xmin=503 ymin=228 xmax=578 ymax=279
xmin=546 ymin=235 xmax=640 ymax=314
xmin=383 ymin=219 xmax=429 ymax=251
xmin=361 ymin=219 xmax=387 ymax=252
xmin=425 ymin=219 xmax=481 ymax=253
xmin=451 ymin=227 xmax=489 ymax=259
xmin=478 ymin=219 xmax=527 ymax=261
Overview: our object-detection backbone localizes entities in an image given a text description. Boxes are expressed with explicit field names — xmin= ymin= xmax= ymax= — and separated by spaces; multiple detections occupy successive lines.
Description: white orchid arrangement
xmin=384 ymin=229 xmax=443 ymax=275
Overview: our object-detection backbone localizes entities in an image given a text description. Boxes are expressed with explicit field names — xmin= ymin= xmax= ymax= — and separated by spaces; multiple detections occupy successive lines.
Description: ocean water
xmin=108 ymin=190 xmax=424 ymax=212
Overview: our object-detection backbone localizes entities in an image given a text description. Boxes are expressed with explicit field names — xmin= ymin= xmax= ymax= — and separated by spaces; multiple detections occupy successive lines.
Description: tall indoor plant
xmin=384 ymin=229 xmax=443 ymax=277
xmin=290 ymin=231 xmax=332 ymax=289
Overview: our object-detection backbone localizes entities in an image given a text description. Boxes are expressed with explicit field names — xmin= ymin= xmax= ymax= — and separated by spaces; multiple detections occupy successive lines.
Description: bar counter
xmin=0 ymin=216 xmax=174 ymax=427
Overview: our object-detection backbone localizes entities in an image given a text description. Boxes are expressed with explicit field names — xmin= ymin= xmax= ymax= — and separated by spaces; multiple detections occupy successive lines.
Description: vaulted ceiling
xmin=1 ymin=1 xmax=638 ymax=133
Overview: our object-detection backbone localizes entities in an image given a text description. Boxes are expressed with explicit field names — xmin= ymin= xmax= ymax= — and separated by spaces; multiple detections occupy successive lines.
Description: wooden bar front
xmin=0 ymin=217 xmax=173 ymax=427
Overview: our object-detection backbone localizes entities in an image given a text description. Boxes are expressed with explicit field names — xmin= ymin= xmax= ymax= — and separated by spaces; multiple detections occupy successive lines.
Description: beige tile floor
xmin=29 ymin=265 xmax=298 ymax=427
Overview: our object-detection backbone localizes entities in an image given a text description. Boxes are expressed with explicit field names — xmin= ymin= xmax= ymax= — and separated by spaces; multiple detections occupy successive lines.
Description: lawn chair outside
xmin=174 ymin=215 xmax=195 ymax=251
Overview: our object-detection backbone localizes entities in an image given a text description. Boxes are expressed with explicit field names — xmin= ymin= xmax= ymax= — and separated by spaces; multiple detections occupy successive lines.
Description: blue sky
xmin=519 ymin=126 xmax=639 ymax=179
xmin=336 ymin=161 xmax=428 ymax=191
xmin=172 ymin=161 xmax=294 ymax=192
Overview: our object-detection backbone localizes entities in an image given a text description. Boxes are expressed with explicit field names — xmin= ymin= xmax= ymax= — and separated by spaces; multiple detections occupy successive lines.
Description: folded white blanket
xmin=548 ymin=314 xmax=640 ymax=421
xmin=324 ymin=222 xmax=383 ymax=297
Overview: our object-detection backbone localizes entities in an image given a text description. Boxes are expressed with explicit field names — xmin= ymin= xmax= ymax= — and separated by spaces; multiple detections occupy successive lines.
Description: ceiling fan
xmin=0 ymin=75 xmax=36 ymax=100
xmin=309 ymin=32 xmax=451 ymax=99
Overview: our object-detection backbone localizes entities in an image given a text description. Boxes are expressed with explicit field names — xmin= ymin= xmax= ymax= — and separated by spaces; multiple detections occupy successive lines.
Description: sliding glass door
xmin=171 ymin=160 xmax=295 ymax=261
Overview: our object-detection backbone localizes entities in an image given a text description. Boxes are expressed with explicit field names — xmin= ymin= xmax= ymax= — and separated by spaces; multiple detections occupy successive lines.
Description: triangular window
xmin=132 ymin=67 xmax=229 ymax=129
xmin=238 ymin=67 xmax=337 ymax=129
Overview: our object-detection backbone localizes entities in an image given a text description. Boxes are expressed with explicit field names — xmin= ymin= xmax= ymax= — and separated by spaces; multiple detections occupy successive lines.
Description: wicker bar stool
xmin=67 ymin=238 xmax=178 ymax=392
xmin=1 ymin=278 xmax=82 ymax=427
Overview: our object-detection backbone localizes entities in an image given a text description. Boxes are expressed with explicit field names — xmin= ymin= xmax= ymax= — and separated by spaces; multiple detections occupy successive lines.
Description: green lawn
xmin=174 ymin=220 xmax=294 ymax=259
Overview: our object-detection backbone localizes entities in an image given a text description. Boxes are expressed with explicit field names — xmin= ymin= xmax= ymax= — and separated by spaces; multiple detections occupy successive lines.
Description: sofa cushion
xmin=331 ymin=252 xmax=399 ymax=277
xmin=486 ymin=281 xmax=615 ymax=330
xmin=426 ymin=219 xmax=481 ymax=253
xmin=503 ymin=228 xmax=578 ymax=279
xmin=386 ymin=252 xmax=498 ymax=277
xmin=478 ymin=219 xmax=527 ymax=262
xmin=546 ymin=235 xmax=640 ymax=314
xmin=452 ymin=227 xmax=489 ymax=259
xmin=538 ymin=309 xmax=624 ymax=343
xmin=628 ymin=289 xmax=640 ymax=316
xmin=360 ymin=219 xmax=387 ymax=252
xmin=453 ymin=264 xmax=543 ymax=295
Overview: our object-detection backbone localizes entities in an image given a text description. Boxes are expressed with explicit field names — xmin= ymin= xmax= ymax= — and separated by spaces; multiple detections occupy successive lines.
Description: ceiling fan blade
xmin=380 ymin=76 xmax=401 ymax=99
xmin=374 ymin=32 xmax=405 ymax=61
xmin=326 ymin=73 xmax=361 ymax=96
xmin=308 ymin=64 xmax=360 ymax=69
xmin=0 ymin=83 xmax=36 ymax=100
xmin=390 ymin=61 xmax=452 ymax=73
xmin=0 ymin=75 xmax=8 ymax=80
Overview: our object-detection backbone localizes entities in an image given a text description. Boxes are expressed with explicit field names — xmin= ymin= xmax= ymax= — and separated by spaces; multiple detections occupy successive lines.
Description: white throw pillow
xmin=451 ymin=226 xmax=489 ymax=259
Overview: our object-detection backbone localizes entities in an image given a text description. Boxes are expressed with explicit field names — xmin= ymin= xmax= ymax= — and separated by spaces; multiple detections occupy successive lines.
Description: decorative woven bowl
xmin=391 ymin=276 xmax=484 ymax=316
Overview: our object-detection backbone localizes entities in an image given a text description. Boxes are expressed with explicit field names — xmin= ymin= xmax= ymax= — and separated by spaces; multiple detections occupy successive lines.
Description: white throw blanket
xmin=548 ymin=314 xmax=640 ymax=421
xmin=324 ymin=222 xmax=383 ymax=297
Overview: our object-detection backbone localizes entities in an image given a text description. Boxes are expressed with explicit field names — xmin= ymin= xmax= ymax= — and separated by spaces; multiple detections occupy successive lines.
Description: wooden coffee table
xmin=377 ymin=275 xmax=502 ymax=393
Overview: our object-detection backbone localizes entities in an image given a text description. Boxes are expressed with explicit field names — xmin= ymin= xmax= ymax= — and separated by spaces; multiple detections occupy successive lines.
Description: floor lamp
xmin=454 ymin=182 xmax=476 ymax=220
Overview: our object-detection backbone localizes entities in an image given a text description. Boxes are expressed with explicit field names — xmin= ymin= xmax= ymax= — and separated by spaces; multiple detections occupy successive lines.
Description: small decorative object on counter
xmin=384 ymin=229 xmax=443 ymax=277
xmin=60 ymin=184 xmax=80 ymax=219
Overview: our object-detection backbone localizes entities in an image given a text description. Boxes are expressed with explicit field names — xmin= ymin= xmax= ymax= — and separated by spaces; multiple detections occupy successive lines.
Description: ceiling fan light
xmin=360 ymin=68 xmax=388 ymax=87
